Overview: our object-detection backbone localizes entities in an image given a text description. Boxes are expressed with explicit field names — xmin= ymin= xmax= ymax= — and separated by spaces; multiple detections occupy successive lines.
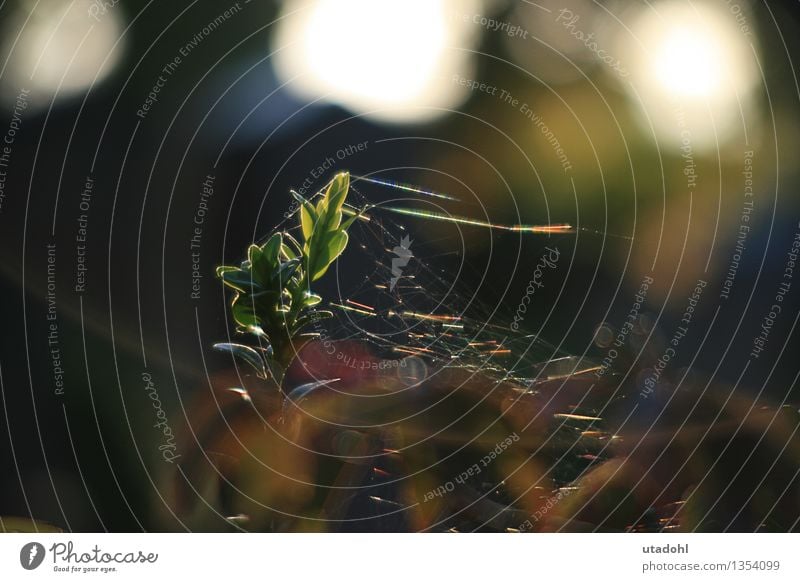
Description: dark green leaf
xmin=231 ymin=296 xmax=262 ymax=330
xmin=261 ymin=233 xmax=282 ymax=265
xmin=213 ymin=343 xmax=266 ymax=378
xmin=216 ymin=265 xmax=239 ymax=277
xmin=220 ymin=269 xmax=261 ymax=293
xmin=247 ymin=244 xmax=262 ymax=266
xmin=286 ymin=378 xmax=340 ymax=405
xmin=247 ymin=244 xmax=272 ymax=287
xmin=283 ymin=232 xmax=303 ymax=255
xmin=323 ymin=210 xmax=341 ymax=233
xmin=280 ymin=242 xmax=296 ymax=260
xmin=292 ymin=310 xmax=333 ymax=333
xmin=272 ymin=258 xmax=301 ymax=286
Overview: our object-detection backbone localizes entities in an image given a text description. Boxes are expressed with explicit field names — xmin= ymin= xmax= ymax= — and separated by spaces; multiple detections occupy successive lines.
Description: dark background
xmin=1 ymin=0 xmax=799 ymax=531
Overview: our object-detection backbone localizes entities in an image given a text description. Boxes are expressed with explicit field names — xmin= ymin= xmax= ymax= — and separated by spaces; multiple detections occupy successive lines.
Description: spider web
xmin=259 ymin=176 xmax=620 ymax=517
xmin=266 ymin=176 xmax=595 ymax=384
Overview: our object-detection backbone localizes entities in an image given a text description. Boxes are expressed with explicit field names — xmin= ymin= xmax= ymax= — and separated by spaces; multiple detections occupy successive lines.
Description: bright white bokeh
xmin=1 ymin=0 xmax=125 ymax=106
xmin=616 ymin=0 xmax=760 ymax=150
xmin=653 ymin=28 xmax=722 ymax=98
xmin=272 ymin=0 xmax=481 ymax=123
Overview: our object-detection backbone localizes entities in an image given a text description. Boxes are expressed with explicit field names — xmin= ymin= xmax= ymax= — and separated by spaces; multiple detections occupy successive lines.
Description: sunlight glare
xmin=273 ymin=0 xmax=479 ymax=123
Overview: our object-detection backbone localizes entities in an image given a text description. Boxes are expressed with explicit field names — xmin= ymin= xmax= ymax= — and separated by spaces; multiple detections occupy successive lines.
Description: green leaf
xmin=286 ymin=378 xmax=340 ymax=405
xmin=323 ymin=210 xmax=341 ymax=233
xmin=231 ymin=296 xmax=262 ymax=329
xmin=247 ymin=244 xmax=262 ymax=266
xmin=310 ymin=229 xmax=348 ymax=281
xmin=292 ymin=310 xmax=333 ymax=333
xmin=327 ymin=228 xmax=349 ymax=259
xmin=300 ymin=207 xmax=315 ymax=241
xmin=213 ymin=343 xmax=266 ymax=378
xmin=280 ymin=242 xmax=296 ymax=260
xmin=247 ymin=244 xmax=271 ymax=288
xmin=291 ymin=190 xmax=317 ymax=241
xmin=303 ymin=292 xmax=322 ymax=307
xmin=325 ymin=172 xmax=350 ymax=218
xmin=272 ymin=258 xmax=301 ymax=286
xmin=283 ymin=232 xmax=303 ymax=255
xmin=309 ymin=173 xmax=350 ymax=238
xmin=220 ymin=269 xmax=261 ymax=294
xmin=261 ymin=233 xmax=282 ymax=265
xmin=322 ymin=173 xmax=350 ymax=233
xmin=315 ymin=197 xmax=327 ymax=218
xmin=216 ymin=265 xmax=239 ymax=278
xmin=315 ymin=204 xmax=335 ymax=238
xmin=249 ymin=288 xmax=280 ymax=303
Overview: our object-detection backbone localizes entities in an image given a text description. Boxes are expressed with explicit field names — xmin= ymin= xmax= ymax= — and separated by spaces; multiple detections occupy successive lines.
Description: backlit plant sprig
xmin=214 ymin=172 xmax=362 ymax=389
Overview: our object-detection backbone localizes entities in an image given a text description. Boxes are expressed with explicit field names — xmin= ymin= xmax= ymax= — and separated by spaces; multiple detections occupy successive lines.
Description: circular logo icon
xmin=19 ymin=542 xmax=45 ymax=570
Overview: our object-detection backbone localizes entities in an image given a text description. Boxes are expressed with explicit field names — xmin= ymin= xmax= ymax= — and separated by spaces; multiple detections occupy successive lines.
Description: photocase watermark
xmin=21 ymin=540 xmax=158 ymax=573
xmin=142 ymin=372 xmax=180 ymax=463
xmin=333 ymin=351 xmax=408 ymax=372
xmin=462 ymin=13 xmax=530 ymax=39
xmin=288 ymin=141 xmax=370 ymax=210
xmin=452 ymin=74 xmax=500 ymax=97
xmin=46 ymin=243 xmax=65 ymax=396
xmin=511 ymin=247 xmax=560 ymax=332
xmin=720 ymin=150 xmax=754 ymax=300
xmin=452 ymin=75 xmax=572 ymax=172
xmin=722 ymin=0 xmax=753 ymax=37
xmin=596 ymin=273 xmax=654 ymax=378
xmin=136 ymin=3 xmax=245 ymax=119
xmin=463 ymin=7 xmax=628 ymax=78
xmin=74 ymin=175 xmax=94 ymax=294
xmin=87 ymin=0 xmax=122 ymax=21
xmin=389 ymin=235 xmax=413 ymax=291
xmin=20 ymin=542 xmax=46 ymax=570
xmin=640 ymin=279 xmax=706 ymax=398
xmin=190 ymin=174 xmax=215 ymax=300
xmin=422 ymin=433 xmax=520 ymax=503
xmin=47 ymin=541 xmax=158 ymax=574
xmin=675 ymin=106 xmax=698 ymax=191
xmin=517 ymin=487 xmax=576 ymax=531
xmin=749 ymin=223 xmax=800 ymax=360
xmin=555 ymin=8 xmax=629 ymax=77
xmin=303 ymin=309 xmax=411 ymax=379
xmin=0 ymin=88 xmax=30 ymax=214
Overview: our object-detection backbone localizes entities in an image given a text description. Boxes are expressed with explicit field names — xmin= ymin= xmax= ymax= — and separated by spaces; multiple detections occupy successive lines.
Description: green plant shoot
xmin=214 ymin=172 xmax=361 ymax=388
